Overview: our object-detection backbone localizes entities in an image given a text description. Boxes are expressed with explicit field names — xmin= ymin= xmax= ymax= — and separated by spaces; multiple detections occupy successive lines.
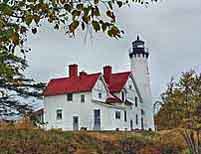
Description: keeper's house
xmin=43 ymin=36 xmax=155 ymax=131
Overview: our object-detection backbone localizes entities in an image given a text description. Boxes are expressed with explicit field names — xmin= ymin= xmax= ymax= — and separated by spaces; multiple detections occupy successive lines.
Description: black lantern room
xmin=129 ymin=35 xmax=149 ymax=58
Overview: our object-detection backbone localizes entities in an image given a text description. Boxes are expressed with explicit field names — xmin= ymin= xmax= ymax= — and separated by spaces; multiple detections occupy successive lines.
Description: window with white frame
xmin=56 ymin=109 xmax=62 ymax=120
xmin=115 ymin=111 xmax=121 ymax=119
xmin=67 ymin=93 xmax=73 ymax=101
xmin=81 ymin=94 xmax=85 ymax=103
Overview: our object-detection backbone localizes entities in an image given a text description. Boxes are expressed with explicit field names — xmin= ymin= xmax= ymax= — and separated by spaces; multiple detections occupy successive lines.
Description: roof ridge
xmin=111 ymin=71 xmax=131 ymax=75
xmin=50 ymin=72 xmax=101 ymax=81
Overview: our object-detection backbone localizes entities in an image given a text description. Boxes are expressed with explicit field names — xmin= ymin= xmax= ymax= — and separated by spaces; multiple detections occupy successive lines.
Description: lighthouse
xmin=129 ymin=35 xmax=155 ymax=130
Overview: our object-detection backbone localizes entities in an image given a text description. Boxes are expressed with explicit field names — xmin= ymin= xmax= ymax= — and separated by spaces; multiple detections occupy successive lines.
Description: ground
xmin=0 ymin=123 xmax=188 ymax=154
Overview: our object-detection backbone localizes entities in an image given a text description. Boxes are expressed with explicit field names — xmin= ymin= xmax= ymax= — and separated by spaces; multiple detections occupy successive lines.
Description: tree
xmin=155 ymin=70 xmax=201 ymax=153
xmin=155 ymin=70 xmax=201 ymax=130
xmin=0 ymin=0 xmax=157 ymax=118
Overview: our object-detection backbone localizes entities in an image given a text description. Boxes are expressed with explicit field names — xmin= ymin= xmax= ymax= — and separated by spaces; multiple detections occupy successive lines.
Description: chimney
xmin=79 ymin=71 xmax=87 ymax=79
xmin=103 ymin=65 xmax=112 ymax=84
xmin=69 ymin=64 xmax=78 ymax=78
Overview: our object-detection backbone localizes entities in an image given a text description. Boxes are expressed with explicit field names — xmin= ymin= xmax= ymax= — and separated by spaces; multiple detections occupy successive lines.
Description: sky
xmin=25 ymin=0 xmax=201 ymax=101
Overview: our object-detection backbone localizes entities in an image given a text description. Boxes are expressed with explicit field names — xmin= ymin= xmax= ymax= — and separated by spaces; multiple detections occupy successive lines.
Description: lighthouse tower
xmin=129 ymin=35 xmax=155 ymax=130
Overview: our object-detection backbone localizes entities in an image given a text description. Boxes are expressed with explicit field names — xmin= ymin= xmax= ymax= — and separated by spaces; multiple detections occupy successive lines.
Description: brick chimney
xmin=103 ymin=65 xmax=112 ymax=84
xmin=69 ymin=64 xmax=78 ymax=78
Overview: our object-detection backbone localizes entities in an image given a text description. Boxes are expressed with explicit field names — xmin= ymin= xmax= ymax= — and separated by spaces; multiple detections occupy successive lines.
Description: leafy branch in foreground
xmin=0 ymin=48 xmax=45 ymax=118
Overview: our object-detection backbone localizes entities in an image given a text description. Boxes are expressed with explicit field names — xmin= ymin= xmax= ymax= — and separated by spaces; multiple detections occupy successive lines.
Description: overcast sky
xmin=25 ymin=0 xmax=201 ymax=101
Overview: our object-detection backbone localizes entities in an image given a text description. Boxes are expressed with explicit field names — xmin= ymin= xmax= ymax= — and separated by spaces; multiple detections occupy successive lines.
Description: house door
xmin=141 ymin=117 xmax=144 ymax=130
xmin=94 ymin=109 xmax=101 ymax=130
xmin=73 ymin=116 xmax=79 ymax=131
xmin=130 ymin=120 xmax=133 ymax=131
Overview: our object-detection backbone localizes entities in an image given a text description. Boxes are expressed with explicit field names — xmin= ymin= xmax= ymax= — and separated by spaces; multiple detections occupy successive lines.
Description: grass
xmin=0 ymin=124 xmax=188 ymax=154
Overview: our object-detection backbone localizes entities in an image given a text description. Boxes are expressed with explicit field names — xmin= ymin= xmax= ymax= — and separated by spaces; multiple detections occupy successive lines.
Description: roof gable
xmin=43 ymin=65 xmax=133 ymax=98
xmin=43 ymin=73 xmax=101 ymax=96
xmin=108 ymin=72 xmax=131 ymax=93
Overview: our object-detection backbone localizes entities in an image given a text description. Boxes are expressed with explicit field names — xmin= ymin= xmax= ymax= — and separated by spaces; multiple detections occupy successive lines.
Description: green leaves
xmin=24 ymin=15 xmax=33 ymax=26
xmin=116 ymin=1 xmax=123 ymax=8
xmin=92 ymin=20 xmax=100 ymax=32
xmin=0 ymin=3 xmax=12 ymax=15
xmin=64 ymin=3 xmax=73 ymax=12
xmin=69 ymin=20 xmax=79 ymax=33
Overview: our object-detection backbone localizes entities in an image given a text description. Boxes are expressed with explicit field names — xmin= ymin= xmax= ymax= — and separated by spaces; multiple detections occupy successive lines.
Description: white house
xmin=43 ymin=36 xmax=155 ymax=131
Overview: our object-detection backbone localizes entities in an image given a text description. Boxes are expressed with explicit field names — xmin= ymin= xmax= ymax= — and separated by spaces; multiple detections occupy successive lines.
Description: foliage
xmin=155 ymin=70 xmax=201 ymax=154
xmin=0 ymin=47 xmax=45 ymax=118
xmin=155 ymin=70 xmax=201 ymax=130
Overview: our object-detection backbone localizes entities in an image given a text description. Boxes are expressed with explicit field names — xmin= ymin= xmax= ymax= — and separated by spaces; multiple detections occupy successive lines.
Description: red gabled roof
xmin=43 ymin=64 xmax=132 ymax=98
xmin=43 ymin=73 xmax=101 ymax=96
xmin=109 ymin=72 xmax=131 ymax=93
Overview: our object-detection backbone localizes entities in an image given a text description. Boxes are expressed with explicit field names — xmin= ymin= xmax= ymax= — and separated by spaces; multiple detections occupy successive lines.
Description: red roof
xmin=43 ymin=65 xmax=131 ymax=97
xmin=43 ymin=73 xmax=100 ymax=96
xmin=109 ymin=72 xmax=131 ymax=93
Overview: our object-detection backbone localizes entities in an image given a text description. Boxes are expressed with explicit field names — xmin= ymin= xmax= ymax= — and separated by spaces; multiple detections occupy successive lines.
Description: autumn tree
xmin=155 ymin=70 xmax=201 ymax=130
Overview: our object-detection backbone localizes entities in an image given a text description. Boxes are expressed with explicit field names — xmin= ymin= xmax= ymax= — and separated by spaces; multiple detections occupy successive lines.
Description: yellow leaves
xmin=107 ymin=26 xmax=121 ymax=38
xmin=11 ymin=32 xmax=19 ymax=45
xmin=24 ymin=15 xmax=33 ymax=26
xmin=33 ymin=15 xmax=40 ymax=24
xmin=69 ymin=20 xmax=79 ymax=33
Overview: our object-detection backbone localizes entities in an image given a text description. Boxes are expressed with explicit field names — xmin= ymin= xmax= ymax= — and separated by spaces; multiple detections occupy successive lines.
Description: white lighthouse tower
xmin=129 ymin=35 xmax=155 ymax=130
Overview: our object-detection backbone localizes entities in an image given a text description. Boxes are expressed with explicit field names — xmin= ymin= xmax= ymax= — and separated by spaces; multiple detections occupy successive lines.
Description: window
xmin=67 ymin=93 xmax=73 ymax=101
xmin=122 ymin=91 xmax=125 ymax=101
xmin=135 ymin=96 xmax=138 ymax=107
xmin=124 ymin=111 xmax=127 ymax=122
xmin=115 ymin=111 xmax=121 ymax=119
xmin=98 ymin=93 xmax=102 ymax=99
xmin=56 ymin=109 xmax=62 ymax=120
xmin=81 ymin=94 xmax=85 ymax=103
xmin=129 ymin=85 xmax=132 ymax=90
xmin=141 ymin=109 xmax=144 ymax=115
xmin=136 ymin=114 xmax=138 ymax=125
